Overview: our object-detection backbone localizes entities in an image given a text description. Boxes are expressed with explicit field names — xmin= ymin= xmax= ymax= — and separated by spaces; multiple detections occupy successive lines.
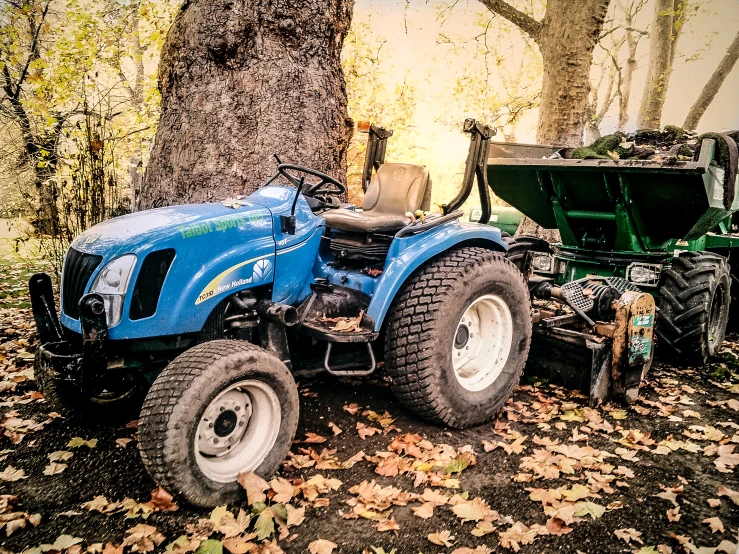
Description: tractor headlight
xmin=626 ymin=262 xmax=662 ymax=287
xmin=90 ymin=254 xmax=137 ymax=327
xmin=531 ymin=252 xmax=554 ymax=274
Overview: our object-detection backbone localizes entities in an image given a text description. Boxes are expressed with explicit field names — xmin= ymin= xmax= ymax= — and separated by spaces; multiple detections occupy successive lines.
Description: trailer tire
xmin=657 ymin=251 xmax=731 ymax=366
xmin=504 ymin=235 xmax=552 ymax=276
xmin=35 ymin=351 xmax=142 ymax=421
xmin=385 ymin=247 xmax=532 ymax=428
xmin=138 ymin=340 xmax=299 ymax=507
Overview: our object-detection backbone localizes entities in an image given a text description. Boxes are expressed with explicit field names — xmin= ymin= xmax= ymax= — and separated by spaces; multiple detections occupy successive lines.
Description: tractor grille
xmin=130 ymin=249 xmax=176 ymax=320
xmin=61 ymin=248 xmax=103 ymax=320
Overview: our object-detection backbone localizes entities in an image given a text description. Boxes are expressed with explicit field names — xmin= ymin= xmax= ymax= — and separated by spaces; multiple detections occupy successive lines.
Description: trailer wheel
xmin=35 ymin=351 xmax=141 ymax=421
xmin=138 ymin=340 xmax=298 ymax=507
xmin=385 ymin=247 xmax=532 ymax=428
xmin=657 ymin=251 xmax=731 ymax=366
xmin=504 ymin=235 xmax=552 ymax=276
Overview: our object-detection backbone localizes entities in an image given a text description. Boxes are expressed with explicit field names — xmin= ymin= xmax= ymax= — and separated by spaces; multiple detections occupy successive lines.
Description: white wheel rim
xmin=195 ymin=380 xmax=281 ymax=483
xmin=452 ymin=294 xmax=514 ymax=392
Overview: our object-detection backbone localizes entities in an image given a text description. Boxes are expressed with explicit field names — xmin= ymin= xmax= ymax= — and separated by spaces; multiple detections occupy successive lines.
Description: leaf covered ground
xmin=0 ymin=253 xmax=737 ymax=554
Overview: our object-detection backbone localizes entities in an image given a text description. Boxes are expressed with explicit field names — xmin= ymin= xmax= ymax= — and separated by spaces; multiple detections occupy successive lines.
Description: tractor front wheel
xmin=657 ymin=251 xmax=731 ymax=366
xmin=384 ymin=247 xmax=532 ymax=428
xmin=138 ymin=340 xmax=299 ymax=507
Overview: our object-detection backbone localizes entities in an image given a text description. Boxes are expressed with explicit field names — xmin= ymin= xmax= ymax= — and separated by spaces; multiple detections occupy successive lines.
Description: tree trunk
xmin=479 ymin=0 xmax=611 ymax=242
xmin=637 ymin=0 xmax=684 ymax=129
xmin=683 ymin=29 xmax=739 ymax=131
xmin=617 ymin=37 xmax=638 ymax=131
xmin=536 ymin=0 xmax=611 ymax=147
xmin=140 ymin=0 xmax=354 ymax=208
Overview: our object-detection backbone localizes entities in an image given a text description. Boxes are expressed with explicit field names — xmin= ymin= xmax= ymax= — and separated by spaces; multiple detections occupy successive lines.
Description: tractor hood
xmin=61 ymin=198 xmax=278 ymax=339
xmin=70 ymin=200 xmax=273 ymax=257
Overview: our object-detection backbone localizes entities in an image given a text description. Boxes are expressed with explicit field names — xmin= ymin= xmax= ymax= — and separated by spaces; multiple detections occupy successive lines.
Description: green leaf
xmin=271 ymin=503 xmax=287 ymax=524
xmin=444 ymin=457 xmax=469 ymax=474
xmin=254 ymin=508 xmax=275 ymax=541
xmin=195 ymin=539 xmax=223 ymax=554
xmin=166 ymin=536 xmax=191 ymax=552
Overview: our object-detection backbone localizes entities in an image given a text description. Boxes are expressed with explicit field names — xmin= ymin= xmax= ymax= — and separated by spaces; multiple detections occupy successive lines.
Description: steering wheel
xmin=278 ymin=164 xmax=346 ymax=197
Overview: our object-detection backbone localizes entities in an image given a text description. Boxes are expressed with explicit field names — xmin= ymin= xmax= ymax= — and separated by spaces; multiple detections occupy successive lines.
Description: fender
xmin=367 ymin=221 xmax=506 ymax=331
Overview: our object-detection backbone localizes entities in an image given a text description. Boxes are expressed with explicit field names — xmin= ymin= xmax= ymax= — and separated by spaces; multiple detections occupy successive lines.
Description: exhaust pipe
xmin=255 ymin=300 xmax=298 ymax=327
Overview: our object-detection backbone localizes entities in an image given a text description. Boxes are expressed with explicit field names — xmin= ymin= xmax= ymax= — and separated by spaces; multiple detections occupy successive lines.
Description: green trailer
xmin=484 ymin=134 xmax=739 ymax=402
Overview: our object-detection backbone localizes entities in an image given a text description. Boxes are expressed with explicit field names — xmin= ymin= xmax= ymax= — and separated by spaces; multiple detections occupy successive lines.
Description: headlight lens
xmin=90 ymin=254 xmax=137 ymax=327
xmin=626 ymin=263 xmax=662 ymax=286
xmin=531 ymin=252 xmax=554 ymax=273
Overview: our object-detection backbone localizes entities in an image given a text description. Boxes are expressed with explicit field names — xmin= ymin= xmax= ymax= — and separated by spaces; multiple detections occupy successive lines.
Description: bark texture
xmin=683 ymin=29 xmax=739 ymax=131
xmin=140 ymin=0 xmax=354 ymax=208
xmin=637 ymin=0 xmax=684 ymax=129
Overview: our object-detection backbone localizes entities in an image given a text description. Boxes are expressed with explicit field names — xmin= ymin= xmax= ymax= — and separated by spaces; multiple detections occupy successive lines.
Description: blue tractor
xmin=29 ymin=120 xmax=531 ymax=507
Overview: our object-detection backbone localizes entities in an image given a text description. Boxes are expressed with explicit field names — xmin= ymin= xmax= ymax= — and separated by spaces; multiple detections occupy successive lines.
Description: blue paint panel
xmin=273 ymin=228 xmax=324 ymax=304
xmin=366 ymin=221 xmax=505 ymax=330
xmin=61 ymin=199 xmax=276 ymax=339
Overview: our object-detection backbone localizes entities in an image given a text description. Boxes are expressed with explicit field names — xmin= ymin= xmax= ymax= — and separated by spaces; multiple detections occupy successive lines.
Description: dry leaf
xmin=148 ymin=487 xmax=178 ymax=512
xmin=307 ymin=539 xmax=336 ymax=554
xmin=43 ymin=462 xmax=67 ymax=475
xmin=428 ymin=530 xmax=455 ymax=547
xmin=304 ymin=433 xmax=327 ymax=444
xmin=237 ymin=472 xmax=269 ymax=505
xmin=614 ymin=528 xmax=643 ymax=545
xmin=328 ymin=422 xmax=342 ymax=436
xmin=702 ymin=517 xmax=724 ymax=533
xmin=375 ymin=517 xmax=399 ymax=532
xmin=269 ymin=477 xmax=294 ymax=504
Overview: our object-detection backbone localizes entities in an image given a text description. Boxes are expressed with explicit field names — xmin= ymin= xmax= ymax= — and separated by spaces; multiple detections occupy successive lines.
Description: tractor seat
xmin=323 ymin=163 xmax=431 ymax=234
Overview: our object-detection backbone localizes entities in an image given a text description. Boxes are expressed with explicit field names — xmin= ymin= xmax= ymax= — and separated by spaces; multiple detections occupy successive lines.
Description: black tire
xmin=384 ymin=247 xmax=532 ymax=428
xmin=138 ymin=340 xmax=299 ymax=508
xmin=35 ymin=350 xmax=142 ymax=421
xmin=504 ymin=235 xmax=552 ymax=276
xmin=657 ymin=251 xmax=731 ymax=366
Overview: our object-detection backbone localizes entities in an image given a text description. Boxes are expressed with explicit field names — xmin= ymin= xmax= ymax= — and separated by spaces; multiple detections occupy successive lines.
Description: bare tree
xmin=478 ymin=0 xmax=612 ymax=147
xmin=140 ymin=0 xmax=355 ymax=208
xmin=637 ymin=0 xmax=688 ymax=129
xmin=0 ymin=0 xmax=63 ymax=232
xmin=683 ymin=28 xmax=739 ymax=131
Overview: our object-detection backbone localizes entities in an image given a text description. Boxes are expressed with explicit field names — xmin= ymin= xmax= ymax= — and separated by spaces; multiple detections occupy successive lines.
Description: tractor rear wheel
xmin=657 ymin=251 xmax=731 ymax=366
xmin=384 ymin=247 xmax=532 ymax=428
xmin=138 ymin=340 xmax=299 ymax=507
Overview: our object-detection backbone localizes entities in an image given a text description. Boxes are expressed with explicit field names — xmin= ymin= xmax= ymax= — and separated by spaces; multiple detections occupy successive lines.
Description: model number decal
xmin=195 ymin=256 xmax=274 ymax=305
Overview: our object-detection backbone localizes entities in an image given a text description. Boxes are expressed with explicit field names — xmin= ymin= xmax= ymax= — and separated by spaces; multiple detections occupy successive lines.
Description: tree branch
xmin=15 ymin=1 xmax=51 ymax=98
xmin=477 ymin=0 xmax=542 ymax=42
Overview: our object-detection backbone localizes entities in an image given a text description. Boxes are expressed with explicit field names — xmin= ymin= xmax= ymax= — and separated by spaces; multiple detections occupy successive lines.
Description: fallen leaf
xmin=375 ymin=517 xmax=399 ymax=532
xmin=269 ymin=477 xmax=294 ymax=504
xmin=43 ymin=462 xmax=67 ymax=475
xmin=343 ymin=403 xmax=361 ymax=415
xmin=304 ymin=433 xmax=327 ymax=444
xmin=614 ymin=528 xmax=643 ymax=545
xmin=68 ymin=437 xmax=97 ymax=448
xmin=0 ymin=466 xmax=27 ymax=482
xmin=149 ymin=486 xmax=178 ymax=512
xmin=237 ymin=472 xmax=269 ymax=505
xmin=48 ymin=450 xmax=73 ymax=462
xmin=707 ymin=498 xmax=721 ymax=508
xmin=116 ymin=438 xmax=133 ymax=448
xmin=328 ymin=423 xmax=342 ymax=436
xmin=428 ymin=530 xmax=455 ymax=547
xmin=307 ymin=539 xmax=336 ymax=554
xmin=702 ymin=517 xmax=724 ymax=533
